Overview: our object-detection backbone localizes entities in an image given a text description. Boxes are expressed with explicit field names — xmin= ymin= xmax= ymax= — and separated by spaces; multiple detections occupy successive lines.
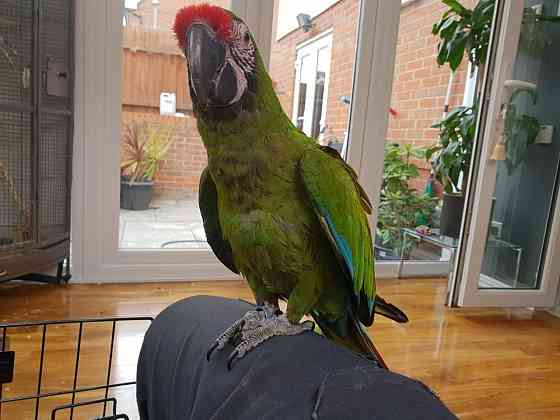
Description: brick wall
xmin=122 ymin=108 xmax=207 ymax=198
xmin=388 ymin=0 xmax=475 ymax=191
xmin=270 ymin=0 xmax=474 ymax=192
xmin=269 ymin=0 xmax=360 ymax=144
xmin=121 ymin=1 xmax=228 ymax=199
xmin=122 ymin=25 xmax=208 ymax=199
xmin=123 ymin=0 xmax=475 ymax=197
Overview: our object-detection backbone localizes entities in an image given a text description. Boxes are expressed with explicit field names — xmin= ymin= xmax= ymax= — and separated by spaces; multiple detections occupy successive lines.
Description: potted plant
xmin=120 ymin=122 xmax=175 ymax=210
xmin=376 ymin=143 xmax=437 ymax=258
xmin=432 ymin=0 xmax=494 ymax=72
xmin=429 ymin=0 xmax=494 ymax=238
xmin=427 ymin=106 xmax=476 ymax=238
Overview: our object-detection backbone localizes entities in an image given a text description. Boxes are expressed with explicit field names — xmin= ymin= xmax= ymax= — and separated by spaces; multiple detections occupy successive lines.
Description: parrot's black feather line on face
xmin=229 ymin=20 xmax=256 ymax=74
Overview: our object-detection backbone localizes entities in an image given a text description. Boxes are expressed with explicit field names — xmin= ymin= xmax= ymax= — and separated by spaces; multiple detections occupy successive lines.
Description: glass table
xmin=397 ymin=228 xmax=460 ymax=279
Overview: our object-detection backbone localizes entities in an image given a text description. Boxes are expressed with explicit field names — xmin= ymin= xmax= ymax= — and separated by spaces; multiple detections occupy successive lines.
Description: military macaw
xmin=173 ymin=4 xmax=407 ymax=370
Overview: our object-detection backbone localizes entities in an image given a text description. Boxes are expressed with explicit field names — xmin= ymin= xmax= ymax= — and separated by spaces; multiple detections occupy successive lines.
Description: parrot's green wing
xmin=299 ymin=148 xmax=375 ymax=325
xmin=199 ymin=168 xmax=239 ymax=274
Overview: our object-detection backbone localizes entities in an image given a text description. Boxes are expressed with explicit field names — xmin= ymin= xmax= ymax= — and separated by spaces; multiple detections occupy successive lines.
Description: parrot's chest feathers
xmin=206 ymin=141 xmax=288 ymax=206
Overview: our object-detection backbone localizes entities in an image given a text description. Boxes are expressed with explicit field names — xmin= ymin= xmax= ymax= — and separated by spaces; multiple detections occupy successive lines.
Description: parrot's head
xmin=173 ymin=4 xmax=258 ymax=121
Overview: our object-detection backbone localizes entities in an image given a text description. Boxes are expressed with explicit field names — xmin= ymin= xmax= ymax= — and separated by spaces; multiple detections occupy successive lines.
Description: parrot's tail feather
xmin=312 ymin=313 xmax=388 ymax=369
xmin=374 ymin=295 xmax=409 ymax=323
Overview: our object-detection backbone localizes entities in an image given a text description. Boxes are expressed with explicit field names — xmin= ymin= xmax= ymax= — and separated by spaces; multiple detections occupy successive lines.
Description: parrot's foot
xmin=206 ymin=305 xmax=314 ymax=370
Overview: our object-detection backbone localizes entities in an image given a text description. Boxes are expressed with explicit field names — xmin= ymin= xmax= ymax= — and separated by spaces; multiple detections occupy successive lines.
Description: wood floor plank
xmin=1 ymin=278 xmax=559 ymax=419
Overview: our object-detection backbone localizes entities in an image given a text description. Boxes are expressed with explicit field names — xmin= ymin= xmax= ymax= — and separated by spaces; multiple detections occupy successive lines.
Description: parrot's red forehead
xmin=173 ymin=4 xmax=232 ymax=49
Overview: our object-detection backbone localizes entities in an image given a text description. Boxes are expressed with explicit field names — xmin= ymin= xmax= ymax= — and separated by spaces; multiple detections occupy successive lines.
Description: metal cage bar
xmin=0 ymin=316 xmax=153 ymax=420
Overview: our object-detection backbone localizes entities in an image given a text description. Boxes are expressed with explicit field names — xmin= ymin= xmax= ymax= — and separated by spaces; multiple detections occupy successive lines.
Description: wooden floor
xmin=1 ymin=278 xmax=560 ymax=419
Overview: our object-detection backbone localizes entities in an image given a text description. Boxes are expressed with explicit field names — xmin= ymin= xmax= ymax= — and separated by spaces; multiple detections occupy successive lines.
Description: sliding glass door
xmin=72 ymin=0 xmax=401 ymax=282
xmin=453 ymin=0 xmax=560 ymax=307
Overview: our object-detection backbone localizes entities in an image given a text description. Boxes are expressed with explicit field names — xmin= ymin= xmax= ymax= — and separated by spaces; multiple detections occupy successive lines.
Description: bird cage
xmin=0 ymin=0 xmax=73 ymax=283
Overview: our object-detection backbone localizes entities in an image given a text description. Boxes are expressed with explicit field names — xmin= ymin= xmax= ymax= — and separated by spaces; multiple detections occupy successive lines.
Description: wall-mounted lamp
xmin=296 ymin=13 xmax=313 ymax=33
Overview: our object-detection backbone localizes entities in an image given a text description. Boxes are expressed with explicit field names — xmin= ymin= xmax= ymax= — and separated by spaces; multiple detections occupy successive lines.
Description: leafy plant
xmin=503 ymin=87 xmax=540 ymax=173
xmin=377 ymin=144 xmax=437 ymax=249
xmin=121 ymin=122 xmax=175 ymax=183
xmin=427 ymin=106 xmax=476 ymax=194
xmin=432 ymin=0 xmax=495 ymax=71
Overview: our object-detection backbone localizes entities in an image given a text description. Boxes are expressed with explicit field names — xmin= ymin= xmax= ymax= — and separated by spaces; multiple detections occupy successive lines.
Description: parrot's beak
xmin=186 ymin=22 xmax=226 ymax=110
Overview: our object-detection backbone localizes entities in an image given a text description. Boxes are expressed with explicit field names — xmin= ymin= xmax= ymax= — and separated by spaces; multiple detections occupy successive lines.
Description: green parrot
xmin=173 ymin=4 xmax=407 ymax=369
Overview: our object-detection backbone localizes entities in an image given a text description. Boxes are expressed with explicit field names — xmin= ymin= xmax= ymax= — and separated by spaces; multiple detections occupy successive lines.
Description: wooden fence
xmin=122 ymin=26 xmax=206 ymax=197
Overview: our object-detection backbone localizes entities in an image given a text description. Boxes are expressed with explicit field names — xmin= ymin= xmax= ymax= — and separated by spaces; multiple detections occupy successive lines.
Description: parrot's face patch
xmin=173 ymin=5 xmax=257 ymax=120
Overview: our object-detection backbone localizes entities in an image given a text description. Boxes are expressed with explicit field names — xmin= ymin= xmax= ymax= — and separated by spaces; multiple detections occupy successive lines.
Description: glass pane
xmin=296 ymin=54 xmax=312 ymax=131
xmin=311 ymin=46 xmax=329 ymax=138
xmin=270 ymin=0 xmax=358 ymax=153
xmin=118 ymin=0 xmax=231 ymax=250
xmin=376 ymin=1 xmax=475 ymax=274
xmin=479 ymin=0 xmax=560 ymax=289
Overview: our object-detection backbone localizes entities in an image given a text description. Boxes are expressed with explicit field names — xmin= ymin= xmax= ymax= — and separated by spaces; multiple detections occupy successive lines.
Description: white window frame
xmin=71 ymin=0 xmax=401 ymax=283
xmin=291 ymin=30 xmax=333 ymax=137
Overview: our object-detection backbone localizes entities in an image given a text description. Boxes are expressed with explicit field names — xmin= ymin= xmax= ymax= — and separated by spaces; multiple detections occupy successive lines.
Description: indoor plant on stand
xmin=120 ymin=122 xmax=175 ymax=211
xmin=427 ymin=106 xmax=475 ymax=238
xmin=429 ymin=0 xmax=494 ymax=238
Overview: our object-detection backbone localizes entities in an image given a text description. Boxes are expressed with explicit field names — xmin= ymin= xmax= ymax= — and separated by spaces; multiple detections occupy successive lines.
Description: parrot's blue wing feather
xmin=199 ymin=167 xmax=239 ymax=274
xmin=299 ymin=148 xmax=376 ymax=326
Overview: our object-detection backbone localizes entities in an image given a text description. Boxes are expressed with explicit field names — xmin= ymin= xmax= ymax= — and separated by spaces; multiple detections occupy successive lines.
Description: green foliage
xmin=432 ymin=0 xmax=494 ymax=71
xmin=503 ymin=88 xmax=540 ymax=173
xmin=520 ymin=7 xmax=560 ymax=57
xmin=376 ymin=144 xmax=437 ymax=249
xmin=428 ymin=106 xmax=476 ymax=193
xmin=121 ymin=122 xmax=175 ymax=182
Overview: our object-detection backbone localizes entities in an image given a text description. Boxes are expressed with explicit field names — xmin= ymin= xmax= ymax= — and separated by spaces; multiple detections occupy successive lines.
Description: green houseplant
xmin=376 ymin=143 xmax=437 ymax=257
xmin=432 ymin=0 xmax=494 ymax=72
xmin=120 ymin=122 xmax=175 ymax=210
xmin=430 ymin=0 xmax=560 ymax=237
xmin=430 ymin=0 xmax=493 ymax=238
xmin=427 ymin=105 xmax=476 ymax=238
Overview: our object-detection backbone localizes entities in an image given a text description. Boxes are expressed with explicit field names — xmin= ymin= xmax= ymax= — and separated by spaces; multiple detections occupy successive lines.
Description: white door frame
xmin=456 ymin=0 xmax=560 ymax=307
xmin=71 ymin=0 xmax=402 ymax=283
xmin=291 ymin=30 xmax=333 ymax=136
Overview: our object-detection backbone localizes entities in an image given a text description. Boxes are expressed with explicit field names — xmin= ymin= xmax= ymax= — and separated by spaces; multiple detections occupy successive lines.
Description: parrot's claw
xmin=207 ymin=306 xmax=314 ymax=369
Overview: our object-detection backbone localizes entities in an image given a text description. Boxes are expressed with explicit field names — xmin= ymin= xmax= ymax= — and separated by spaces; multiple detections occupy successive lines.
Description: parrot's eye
xmin=244 ymin=32 xmax=250 ymax=43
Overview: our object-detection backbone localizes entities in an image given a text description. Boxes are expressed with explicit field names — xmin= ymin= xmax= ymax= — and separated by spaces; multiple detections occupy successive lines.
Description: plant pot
xmin=440 ymin=192 xmax=465 ymax=239
xmin=120 ymin=178 xmax=154 ymax=210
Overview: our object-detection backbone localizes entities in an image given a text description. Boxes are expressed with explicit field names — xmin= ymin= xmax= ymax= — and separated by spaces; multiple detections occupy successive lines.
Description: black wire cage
xmin=0 ymin=317 xmax=153 ymax=420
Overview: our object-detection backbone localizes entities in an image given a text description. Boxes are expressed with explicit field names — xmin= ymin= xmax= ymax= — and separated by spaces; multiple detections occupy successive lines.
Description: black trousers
xmin=137 ymin=296 xmax=457 ymax=420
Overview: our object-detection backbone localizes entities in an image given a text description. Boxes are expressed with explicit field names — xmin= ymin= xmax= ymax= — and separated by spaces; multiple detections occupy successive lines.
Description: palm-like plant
xmin=121 ymin=122 xmax=175 ymax=183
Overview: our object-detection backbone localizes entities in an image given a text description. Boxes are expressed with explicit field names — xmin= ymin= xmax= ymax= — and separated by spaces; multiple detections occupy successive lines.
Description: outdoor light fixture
xmin=297 ymin=13 xmax=313 ymax=32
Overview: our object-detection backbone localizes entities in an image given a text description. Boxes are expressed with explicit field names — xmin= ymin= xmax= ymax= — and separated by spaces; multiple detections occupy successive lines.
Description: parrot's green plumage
xmin=173 ymin=4 xmax=407 ymax=367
